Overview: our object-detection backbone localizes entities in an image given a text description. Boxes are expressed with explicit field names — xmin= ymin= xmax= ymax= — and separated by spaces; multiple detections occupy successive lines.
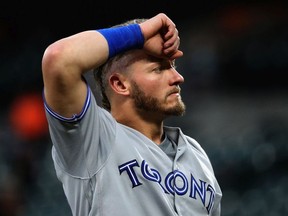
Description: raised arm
xmin=41 ymin=13 xmax=182 ymax=118
xmin=41 ymin=30 xmax=109 ymax=118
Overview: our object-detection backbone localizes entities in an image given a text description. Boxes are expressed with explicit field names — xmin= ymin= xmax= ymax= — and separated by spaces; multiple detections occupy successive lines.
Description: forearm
xmin=42 ymin=13 xmax=181 ymax=86
xmin=42 ymin=30 xmax=109 ymax=79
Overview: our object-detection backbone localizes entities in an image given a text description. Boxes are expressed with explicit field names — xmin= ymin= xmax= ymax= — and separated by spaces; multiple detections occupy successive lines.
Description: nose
xmin=170 ymin=67 xmax=184 ymax=85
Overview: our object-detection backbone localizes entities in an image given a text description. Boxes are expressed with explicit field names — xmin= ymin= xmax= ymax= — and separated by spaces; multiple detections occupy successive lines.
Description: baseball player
xmin=42 ymin=13 xmax=222 ymax=216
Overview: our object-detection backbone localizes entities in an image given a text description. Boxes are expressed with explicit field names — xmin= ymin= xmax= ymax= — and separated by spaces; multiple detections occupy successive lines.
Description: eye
xmin=152 ymin=67 xmax=162 ymax=73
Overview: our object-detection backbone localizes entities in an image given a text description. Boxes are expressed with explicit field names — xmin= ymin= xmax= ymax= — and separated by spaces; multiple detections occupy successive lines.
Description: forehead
xmin=124 ymin=50 xmax=174 ymax=67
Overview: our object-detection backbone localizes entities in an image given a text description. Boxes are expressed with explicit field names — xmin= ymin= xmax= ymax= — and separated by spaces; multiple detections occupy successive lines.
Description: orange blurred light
xmin=9 ymin=92 xmax=48 ymax=141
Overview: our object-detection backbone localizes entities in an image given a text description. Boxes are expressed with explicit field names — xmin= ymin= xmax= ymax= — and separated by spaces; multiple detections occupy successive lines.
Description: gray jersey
xmin=44 ymin=86 xmax=222 ymax=216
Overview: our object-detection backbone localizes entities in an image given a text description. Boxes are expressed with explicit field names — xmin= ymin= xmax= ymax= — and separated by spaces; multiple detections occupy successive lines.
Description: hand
xmin=140 ymin=13 xmax=183 ymax=60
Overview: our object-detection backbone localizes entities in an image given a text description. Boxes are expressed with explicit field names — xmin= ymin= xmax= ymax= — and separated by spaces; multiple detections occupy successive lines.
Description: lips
xmin=167 ymin=87 xmax=181 ymax=97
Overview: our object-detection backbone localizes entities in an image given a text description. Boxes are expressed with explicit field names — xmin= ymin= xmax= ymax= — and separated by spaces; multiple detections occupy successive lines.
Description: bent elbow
xmin=42 ymin=42 xmax=67 ymax=78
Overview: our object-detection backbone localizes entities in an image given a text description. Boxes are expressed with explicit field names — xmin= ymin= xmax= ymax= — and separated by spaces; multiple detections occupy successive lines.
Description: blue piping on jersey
xmin=42 ymin=85 xmax=91 ymax=123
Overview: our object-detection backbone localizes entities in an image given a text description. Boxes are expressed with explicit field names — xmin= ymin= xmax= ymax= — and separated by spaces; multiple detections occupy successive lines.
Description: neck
xmin=112 ymin=108 xmax=165 ymax=144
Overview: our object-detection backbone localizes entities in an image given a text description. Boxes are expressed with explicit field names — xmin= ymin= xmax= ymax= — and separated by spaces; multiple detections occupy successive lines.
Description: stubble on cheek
xmin=131 ymin=81 xmax=186 ymax=116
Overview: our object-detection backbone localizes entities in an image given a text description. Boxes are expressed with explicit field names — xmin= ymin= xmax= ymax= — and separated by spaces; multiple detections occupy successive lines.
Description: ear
xmin=109 ymin=73 xmax=130 ymax=96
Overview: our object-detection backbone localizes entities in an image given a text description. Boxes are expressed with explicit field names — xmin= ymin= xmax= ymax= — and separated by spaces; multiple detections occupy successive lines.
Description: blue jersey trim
xmin=43 ymin=86 xmax=91 ymax=123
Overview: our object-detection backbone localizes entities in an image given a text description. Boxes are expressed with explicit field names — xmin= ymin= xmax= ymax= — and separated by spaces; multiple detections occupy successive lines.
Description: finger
xmin=163 ymin=35 xmax=180 ymax=55
xmin=163 ymin=29 xmax=179 ymax=49
xmin=168 ymin=50 xmax=184 ymax=60
xmin=163 ymin=17 xmax=177 ymax=39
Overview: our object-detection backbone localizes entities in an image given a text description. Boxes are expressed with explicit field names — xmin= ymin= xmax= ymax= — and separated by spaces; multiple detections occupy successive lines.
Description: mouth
xmin=167 ymin=87 xmax=181 ymax=97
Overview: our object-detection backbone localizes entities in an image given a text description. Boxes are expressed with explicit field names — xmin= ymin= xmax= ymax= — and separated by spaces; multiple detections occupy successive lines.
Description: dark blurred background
xmin=1 ymin=0 xmax=288 ymax=215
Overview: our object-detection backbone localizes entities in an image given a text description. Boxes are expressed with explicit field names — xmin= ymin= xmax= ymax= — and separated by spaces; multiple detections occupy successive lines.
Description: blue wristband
xmin=97 ymin=24 xmax=144 ymax=58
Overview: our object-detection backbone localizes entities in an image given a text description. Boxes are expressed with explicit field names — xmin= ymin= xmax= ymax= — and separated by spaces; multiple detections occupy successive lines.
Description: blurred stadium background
xmin=1 ymin=0 xmax=288 ymax=215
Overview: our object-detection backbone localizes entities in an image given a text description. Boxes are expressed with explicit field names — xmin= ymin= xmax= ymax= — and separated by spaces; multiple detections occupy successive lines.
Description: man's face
xmin=131 ymin=80 xmax=186 ymax=117
xmin=129 ymin=53 xmax=186 ymax=117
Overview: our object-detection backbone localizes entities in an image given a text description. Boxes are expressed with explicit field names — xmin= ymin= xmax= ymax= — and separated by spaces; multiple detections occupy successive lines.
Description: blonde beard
xmin=130 ymin=81 xmax=186 ymax=116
